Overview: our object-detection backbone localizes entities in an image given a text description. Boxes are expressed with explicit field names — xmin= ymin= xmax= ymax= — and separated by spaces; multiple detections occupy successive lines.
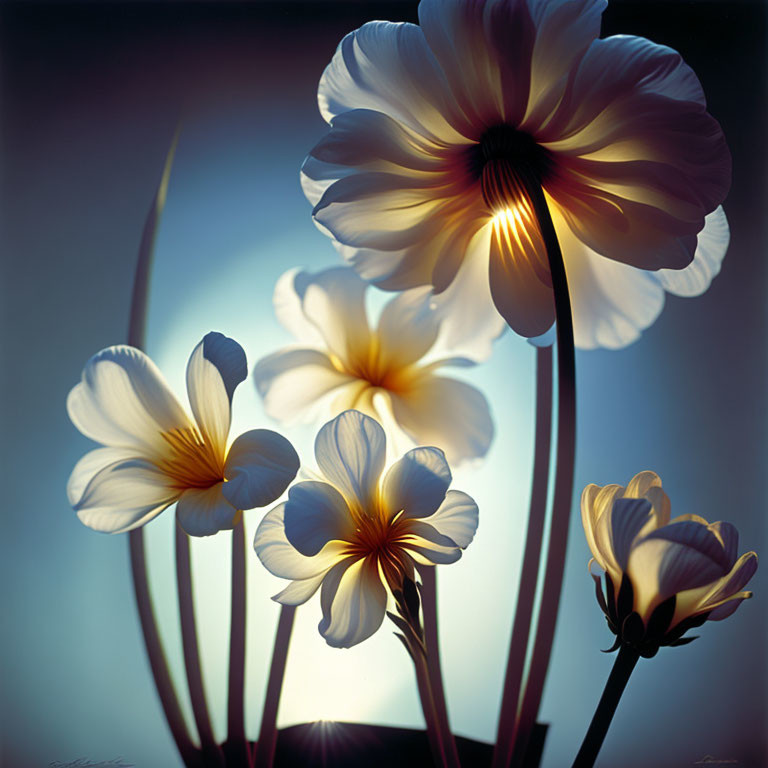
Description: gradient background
xmin=2 ymin=1 xmax=765 ymax=766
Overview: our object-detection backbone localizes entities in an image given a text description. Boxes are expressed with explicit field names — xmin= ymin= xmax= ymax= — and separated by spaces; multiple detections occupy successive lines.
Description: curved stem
xmin=511 ymin=182 xmax=577 ymax=767
xmin=419 ymin=567 xmax=461 ymax=768
xmin=176 ymin=527 xmax=225 ymax=766
xmin=492 ymin=346 xmax=553 ymax=768
xmin=129 ymin=532 xmax=200 ymax=766
xmin=224 ymin=520 xmax=250 ymax=766
xmin=253 ymin=605 xmax=296 ymax=768
xmin=125 ymin=130 xmax=200 ymax=765
xmin=571 ymin=646 xmax=640 ymax=768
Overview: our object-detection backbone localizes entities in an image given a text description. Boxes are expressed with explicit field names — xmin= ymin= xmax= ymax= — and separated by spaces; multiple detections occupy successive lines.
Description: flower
xmin=253 ymin=266 xmax=496 ymax=465
xmin=67 ymin=332 xmax=300 ymax=536
xmin=301 ymin=0 xmax=731 ymax=349
xmin=253 ymin=410 xmax=479 ymax=648
xmin=582 ymin=471 xmax=757 ymax=657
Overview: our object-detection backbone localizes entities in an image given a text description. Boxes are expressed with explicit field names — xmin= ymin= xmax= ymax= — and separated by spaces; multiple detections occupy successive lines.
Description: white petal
xmin=254 ymin=503 xmax=347 ymax=580
xmin=273 ymin=572 xmax=328 ymax=606
xmin=67 ymin=345 xmax=190 ymax=454
xmin=222 ymin=429 xmax=299 ymax=510
xmin=253 ymin=348 xmax=355 ymax=425
xmin=707 ymin=593 xmax=752 ymax=621
xmin=655 ymin=206 xmax=729 ymax=297
xmin=317 ymin=20 xmax=468 ymax=140
xmin=376 ymin=287 xmax=440 ymax=370
xmin=625 ymin=470 xmax=664 ymax=499
xmin=186 ymin=333 xmax=246 ymax=454
xmin=314 ymin=410 xmax=387 ymax=510
xmin=420 ymin=489 xmax=478 ymax=549
xmin=609 ymin=498 xmax=654 ymax=570
xmin=390 ymin=376 xmax=494 ymax=466
xmin=381 ymin=447 xmax=451 ymax=520
xmin=701 ymin=552 xmax=758 ymax=608
xmin=557 ymin=210 xmax=666 ymax=350
xmin=428 ymin=236 xmax=506 ymax=364
xmin=176 ymin=483 xmax=239 ymax=537
xmin=284 ymin=481 xmax=356 ymax=557
xmin=273 ymin=268 xmax=325 ymax=346
xmin=74 ymin=456 xmax=178 ymax=534
xmin=319 ymin=556 xmax=388 ymax=648
xmin=404 ymin=523 xmax=463 ymax=565
xmin=67 ymin=446 xmax=142 ymax=506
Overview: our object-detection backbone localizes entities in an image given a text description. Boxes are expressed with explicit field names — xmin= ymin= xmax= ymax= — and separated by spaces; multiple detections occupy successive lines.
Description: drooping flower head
xmin=302 ymin=0 xmax=731 ymax=349
xmin=254 ymin=410 xmax=479 ymax=648
xmin=68 ymin=332 xmax=300 ymax=536
xmin=253 ymin=266 xmax=496 ymax=465
xmin=582 ymin=471 xmax=757 ymax=657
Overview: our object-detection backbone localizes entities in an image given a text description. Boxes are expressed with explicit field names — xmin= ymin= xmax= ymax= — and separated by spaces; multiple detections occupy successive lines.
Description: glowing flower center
xmin=471 ymin=125 xmax=552 ymax=215
xmin=157 ymin=427 xmax=225 ymax=490
xmin=329 ymin=336 xmax=415 ymax=393
xmin=346 ymin=508 xmax=413 ymax=590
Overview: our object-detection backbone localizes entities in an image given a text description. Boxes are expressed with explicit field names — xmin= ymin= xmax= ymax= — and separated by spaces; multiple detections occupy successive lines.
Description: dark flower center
xmin=469 ymin=125 xmax=552 ymax=213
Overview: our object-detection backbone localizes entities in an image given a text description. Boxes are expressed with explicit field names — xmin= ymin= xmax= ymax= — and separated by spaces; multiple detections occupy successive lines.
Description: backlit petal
xmin=273 ymin=268 xmax=326 ymax=346
xmin=222 ymin=429 xmax=299 ymax=510
xmin=273 ymin=572 xmax=329 ymax=606
xmin=319 ymin=556 xmax=388 ymax=648
xmin=376 ymin=287 xmax=440 ymax=370
xmin=67 ymin=345 xmax=190 ymax=454
xmin=315 ymin=410 xmax=387 ymax=509
xmin=176 ymin=483 xmax=239 ymax=537
xmin=284 ymin=481 xmax=356 ymax=557
xmin=186 ymin=333 xmax=247 ymax=454
xmin=420 ymin=489 xmax=479 ymax=548
xmin=381 ymin=446 xmax=451 ymax=520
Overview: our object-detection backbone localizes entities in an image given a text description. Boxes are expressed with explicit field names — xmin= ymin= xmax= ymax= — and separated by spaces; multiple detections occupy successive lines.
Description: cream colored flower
xmin=582 ymin=471 xmax=757 ymax=656
xmin=253 ymin=410 xmax=479 ymax=648
xmin=68 ymin=332 xmax=300 ymax=536
xmin=253 ymin=266 xmax=496 ymax=465
xmin=302 ymin=0 xmax=731 ymax=349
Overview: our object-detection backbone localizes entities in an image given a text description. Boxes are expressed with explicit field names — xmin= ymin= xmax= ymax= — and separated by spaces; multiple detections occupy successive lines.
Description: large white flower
xmin=582 ymin=471 xmax=757 ymax=657
xmin=253 ymin=410 xmax=479 ymax=648
xmin=301 ymin=0 xmax=731 ymax=349
xmin=68 ymin=332 xmax=300 ymax=536
xmin=253 ymin=266 xmax=496 ymax=465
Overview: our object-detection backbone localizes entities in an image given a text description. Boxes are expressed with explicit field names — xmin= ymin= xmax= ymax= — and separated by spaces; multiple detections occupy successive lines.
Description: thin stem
xmin=176 ymin=527 xmax=225 ymax=766
xmin=126 ymin=131 xmax=199 ymax=765
xmin=128 ymin=532 xmax=200 ymax=767
xmin=410 ymin=642 xmax=449 ymax=768
xmin=571 ymin=646 xmax=640 ymax=768
xmin=253 ymin=605 xmax=296 ymax=768
xmin=224 ymin=520 xmax=250 ymax=766
xmin=492 ymin=345 xmax=553 ymax=768
xmin=511 ymin=182 xmax=577 ymax=768
xmin=419 ymin=567 xmax=461 ymax=768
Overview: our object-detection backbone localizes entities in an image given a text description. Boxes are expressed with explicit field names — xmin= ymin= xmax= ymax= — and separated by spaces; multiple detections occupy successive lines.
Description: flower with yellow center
xmin=582 ymin=471 xmax=757 ymax=657
xmin=253 ymin=266 xmax=496 ymax=465
xmin=253 ymin=410 xmax=479 ymax=648
xmin=302 ymin=0 xmax=731 ymax=349
xmin=67 ymin=332 xmax=300 ymax=536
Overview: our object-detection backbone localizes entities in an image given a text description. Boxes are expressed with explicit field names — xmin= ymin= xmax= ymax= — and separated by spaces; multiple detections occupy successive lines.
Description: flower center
xmin=157 ymin=427 xmax=225 ymax=491
xmin=330 ymin=335 xmax=415 ymax=393
xmin=471 ymin=125 xmax=552 ymax=214
xmin=346 ymin=511 xmax=413 ymax=591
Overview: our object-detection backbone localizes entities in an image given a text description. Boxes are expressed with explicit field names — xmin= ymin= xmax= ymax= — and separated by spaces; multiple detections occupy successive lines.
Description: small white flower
xmin=253 ymin=266 xmax=496 ymax=465
xmin=67 ymin=332 xmax=300 ymax=536
xmin=253 ymin=410 xmax=479 ymax=648
xmin=582 ymin=471 xmax=757 ymax=656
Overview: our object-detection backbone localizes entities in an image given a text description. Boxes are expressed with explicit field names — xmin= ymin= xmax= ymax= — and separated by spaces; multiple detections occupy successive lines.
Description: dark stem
xmin=176 ymin=527 xmax=225 ymax=766
xmin=128 ymin=532 xmax=200 ymax=767
xmin=510 ymin=182 xmax=577 ymax=768
xmin=418 ymin=567 xmax=461 ymax=768
xmin=125 ymin=131 xmax=200 ymax=765
xmin=409 ymin=641 xmax=449 ymax=768
xmin=253 ymin=605 xmax=296 ymax=768
xmin=571 ymin=645 xmax=640 ymax=768
xmin=224 ymin=520 xmax=250 ymax=766
xmin=492 ymin=345 xmax=553 ymax=768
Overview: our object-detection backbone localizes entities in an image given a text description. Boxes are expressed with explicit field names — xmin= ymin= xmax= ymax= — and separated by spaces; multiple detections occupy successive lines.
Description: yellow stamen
xmin=156 ymin=427 xmax=225 ymax=491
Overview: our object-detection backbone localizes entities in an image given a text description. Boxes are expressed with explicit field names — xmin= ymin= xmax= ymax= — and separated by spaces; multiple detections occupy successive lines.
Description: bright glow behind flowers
xmin=67 ymin=332 xmax=300 ymax=536
xmin=253 ymin=410 xmax=479 ymax=648
xmin=253 ymin=266 xmax=496 ymax=465
xmin=582 ymin=471 xmax=757 ymax=657
xmin=302 ymin=0 xmax=731 ymax=348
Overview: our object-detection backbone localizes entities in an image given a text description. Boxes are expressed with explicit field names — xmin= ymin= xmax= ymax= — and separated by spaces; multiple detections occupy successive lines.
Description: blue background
xmin=2 ymin=2 xmax=765 ymax=767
